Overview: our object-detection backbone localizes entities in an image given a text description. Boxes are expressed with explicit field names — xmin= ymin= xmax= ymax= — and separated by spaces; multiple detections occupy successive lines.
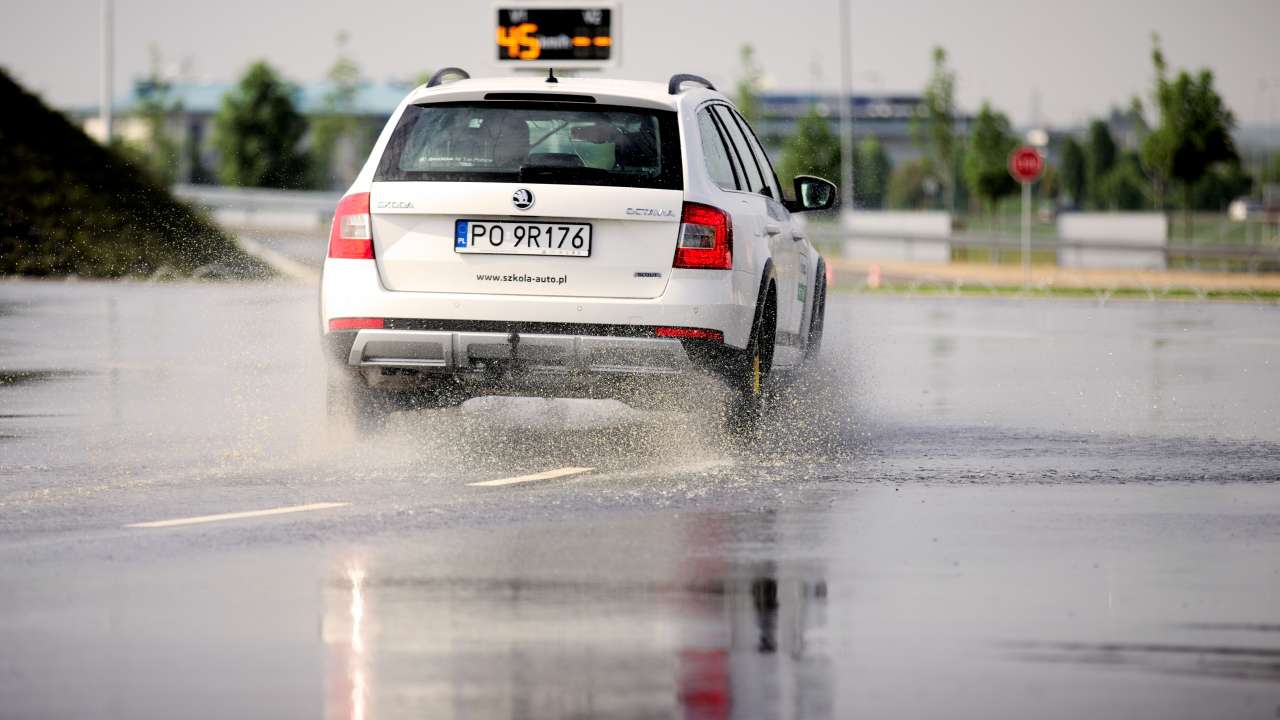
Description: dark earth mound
xmin=0 ymin=69 xmax=270 ymax=278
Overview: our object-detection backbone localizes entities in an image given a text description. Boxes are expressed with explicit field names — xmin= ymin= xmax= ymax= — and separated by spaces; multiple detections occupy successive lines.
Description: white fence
xmin=834 ymin=210 xmax=1178 ymax=271
xmin=841 ymin=211 xmax=951 ymax=263
xmin=1057 ymin=213 xmax=1168 ymax=270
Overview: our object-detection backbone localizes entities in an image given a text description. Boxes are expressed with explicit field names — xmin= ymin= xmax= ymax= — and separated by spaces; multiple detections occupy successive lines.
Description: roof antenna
xmin=546 ymin=67 xmax=558 ymax=84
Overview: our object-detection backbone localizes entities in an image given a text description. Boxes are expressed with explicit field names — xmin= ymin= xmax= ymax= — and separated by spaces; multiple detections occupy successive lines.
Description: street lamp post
xmin=838 ymin=0 xmax=854 ymax=212
xmin=99 ymin=0 xmax=113 ymax=143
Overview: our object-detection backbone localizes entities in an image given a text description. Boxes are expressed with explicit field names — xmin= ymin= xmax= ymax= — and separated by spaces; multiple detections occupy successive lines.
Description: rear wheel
xmin=725 ymin=284 xmax=777 ymax=436
xmin=327 ymin=365 xmax=389 ymax=431
xmin=326 ymin=366 xmax=467 ymax=431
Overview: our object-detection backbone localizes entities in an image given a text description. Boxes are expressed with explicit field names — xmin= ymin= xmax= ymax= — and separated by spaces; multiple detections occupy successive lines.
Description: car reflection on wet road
xmin=321 ymin=526 xmax=831 ymax=720
xmin=0 ymin=281 xmax=1277 ymax=719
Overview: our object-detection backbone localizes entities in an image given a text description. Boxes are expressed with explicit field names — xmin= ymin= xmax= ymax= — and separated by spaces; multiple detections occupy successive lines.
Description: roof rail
xmin=667 ymin=74 xmax=716 ymax=95
xmin=427 ymin=67 xmax=471 ymax=88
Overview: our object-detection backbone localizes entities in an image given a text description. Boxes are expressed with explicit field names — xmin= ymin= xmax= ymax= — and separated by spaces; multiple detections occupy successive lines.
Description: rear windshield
xmin=375 ymin=101 xmax=682 ymax=190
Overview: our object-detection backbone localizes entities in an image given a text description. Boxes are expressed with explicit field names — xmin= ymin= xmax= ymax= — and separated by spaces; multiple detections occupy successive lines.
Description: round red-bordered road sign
xmin=1008 ymin=146 xmax=1044 ymax=184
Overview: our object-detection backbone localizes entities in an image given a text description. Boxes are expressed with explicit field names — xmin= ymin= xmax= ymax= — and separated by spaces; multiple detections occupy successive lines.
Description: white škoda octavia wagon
xmin=320 ymin=69 xmax=835 ymax=432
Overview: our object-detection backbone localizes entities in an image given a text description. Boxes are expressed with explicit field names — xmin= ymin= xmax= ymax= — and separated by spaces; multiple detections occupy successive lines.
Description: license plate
xmin=454 ymin=220 xmax=591 ymax=257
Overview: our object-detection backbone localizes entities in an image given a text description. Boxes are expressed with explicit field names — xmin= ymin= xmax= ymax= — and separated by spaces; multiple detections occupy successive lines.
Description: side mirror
xmin=785 ymin=175 xmax=838 ymax=213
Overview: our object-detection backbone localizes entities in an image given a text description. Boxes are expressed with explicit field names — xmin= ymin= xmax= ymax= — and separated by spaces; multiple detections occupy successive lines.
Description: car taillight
xmin=328 ymin=317 xmax=384 ymax=331
xmin=673 ymin=202 xmax=732 ymax=270
xmin=328 ymin=192 xmax=373 ymax=259
xmin=655 ymin=326 xmax=724 ymax=342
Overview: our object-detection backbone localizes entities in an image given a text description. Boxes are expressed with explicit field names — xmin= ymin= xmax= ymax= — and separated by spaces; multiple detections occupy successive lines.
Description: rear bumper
xmin=343 ymin=328 xmax=695 ymax=376
xmin=320 ymin=258 xmax=756 ymax=349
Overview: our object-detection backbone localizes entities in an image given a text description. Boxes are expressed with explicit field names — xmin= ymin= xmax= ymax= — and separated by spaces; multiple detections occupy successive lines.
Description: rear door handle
xmin=764 ymin=223 xmax=782 ymax=236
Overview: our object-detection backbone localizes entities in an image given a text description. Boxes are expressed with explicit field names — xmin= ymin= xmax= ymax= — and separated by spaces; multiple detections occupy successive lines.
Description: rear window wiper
xmin=517 ymin=165 xmax=612 ymax=182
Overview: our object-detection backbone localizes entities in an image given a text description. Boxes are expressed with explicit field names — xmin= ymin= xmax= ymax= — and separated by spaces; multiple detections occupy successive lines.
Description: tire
xmin=326 ymin=366 xmax=468 ymax=432
xmin=724 ymin=282 xmax=777 ymax=436
xmin=326 ymin=364 xmax=393 ymax=431
xmin=803 ymin=257 xmax=827 ymax=364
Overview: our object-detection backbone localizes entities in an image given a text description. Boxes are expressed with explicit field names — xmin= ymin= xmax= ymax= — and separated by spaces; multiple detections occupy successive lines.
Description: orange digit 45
xmin=496 ymin=23 xmax=540 ymax=60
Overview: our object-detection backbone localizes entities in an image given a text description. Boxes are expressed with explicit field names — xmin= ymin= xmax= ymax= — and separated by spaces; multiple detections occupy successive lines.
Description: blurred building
xmin=757 ymin=92 xmax=973 ymax=165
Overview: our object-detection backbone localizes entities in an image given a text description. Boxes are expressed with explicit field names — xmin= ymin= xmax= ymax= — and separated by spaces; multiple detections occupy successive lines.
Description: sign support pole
xmin=1021 ymin=180 xmax=1031 ymax=291
xmin=1009 ymin=145 xmax=1043 ymax=292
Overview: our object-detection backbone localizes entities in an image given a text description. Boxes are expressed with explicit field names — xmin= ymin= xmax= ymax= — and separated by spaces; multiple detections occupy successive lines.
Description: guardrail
xmin=173 ymin=184 xmax=341 ymax=212
xmin=173 ymin=185 xmax=340 ymax=234
xmin=809 ymin=229 xmax=1280 ymax=273
xmin=958 ymin=234 xmax=1280 ymax=271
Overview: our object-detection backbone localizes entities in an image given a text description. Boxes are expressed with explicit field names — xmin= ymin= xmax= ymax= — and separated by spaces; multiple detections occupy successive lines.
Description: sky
xmin=2 ymin=0 xmax=1278 ymax=128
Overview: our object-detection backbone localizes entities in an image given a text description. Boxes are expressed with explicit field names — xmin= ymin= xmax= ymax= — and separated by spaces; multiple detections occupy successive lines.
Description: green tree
xmin=1139 ymin=35 xmax=1238 ymax=235
xmin=1260 ymin=152 xmax=1280 ymax=187
xmin=1038 ymin=162 xmax=1060 ymax=203
xmin=1097 ymin=152 xmax=1150 ymax=210
xmin=852 ymin=134 xmax=891 ymax=208
xmin=911 ymin=47 xmax=957 ymax=211
xmin=122 ymin=47 xmax=182 ymax=185
xmin=1267 ymin=152 xmax=1280 ymax=184
xmin=212 ymin=61 xmax=310 ymax=188
xmin=886 ymin=158 xmax=935 ymax=210
xmin=735 ymin=45 xmax=765 ymax=127
xmin=310 ymin=33 xmax=362 ymax=189
xmin=777 ymin=107 xmax=840 ymax=190
xmin=1139 ymin=123 xmax=1175 ymax=211
xmin=1059 ymin=137 xmax=1086 ymax=208
xmin=1192 ymin=161 xmax=1251 ymax=210
xmin=962 ymin=102 xmax=1018 ymax=217
xmin=311 ymin=34 xmax=377 ymax=189
xmin=951 ymin=144 xmax=971 ymax=212
xmin=1085 ymin=119 xmax=1117 ymax=208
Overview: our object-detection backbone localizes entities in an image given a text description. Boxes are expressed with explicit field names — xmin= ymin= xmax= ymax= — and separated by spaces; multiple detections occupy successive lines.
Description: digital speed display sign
xmin=496 ymin=6 xmax=616 ymax=66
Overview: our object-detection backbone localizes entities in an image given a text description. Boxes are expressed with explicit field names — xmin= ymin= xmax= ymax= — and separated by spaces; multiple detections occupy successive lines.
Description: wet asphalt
xmin=0 ymin=279 xmax=1278 ymax=720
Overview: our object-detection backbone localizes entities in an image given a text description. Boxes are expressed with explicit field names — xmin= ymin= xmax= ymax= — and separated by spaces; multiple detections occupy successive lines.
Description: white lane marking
xmin=125 ymin=502 xmax=350 ymax=529
xmin=467 ymin=466 xmax=594 ymax=488
xmin=234 ymin=236 xmax=321 ymax=284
